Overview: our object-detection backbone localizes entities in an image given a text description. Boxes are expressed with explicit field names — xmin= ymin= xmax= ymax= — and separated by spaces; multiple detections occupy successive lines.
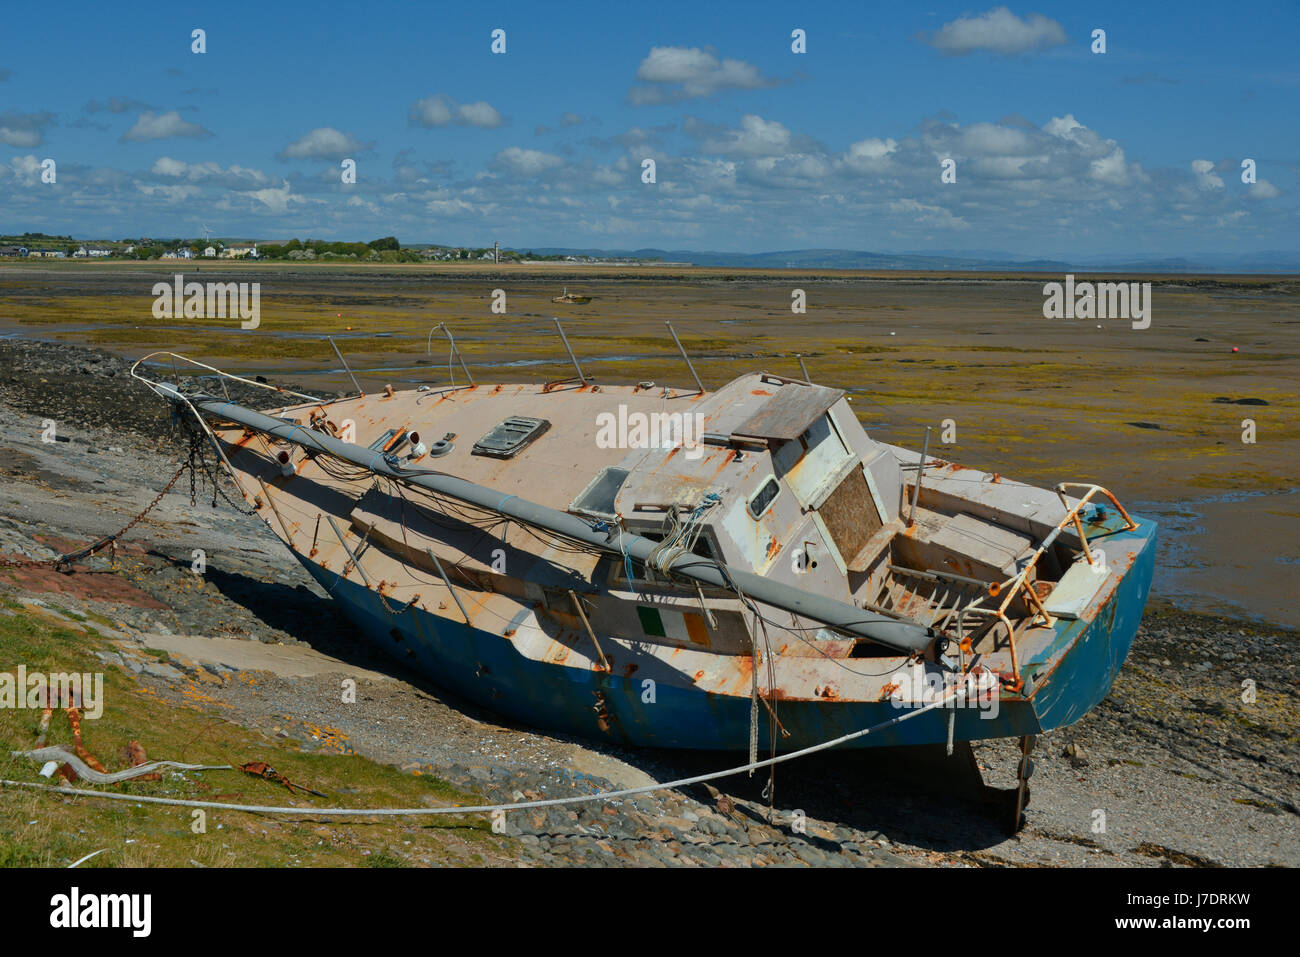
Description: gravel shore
xmin=2 ymin=337 xmax=1295 ymax=867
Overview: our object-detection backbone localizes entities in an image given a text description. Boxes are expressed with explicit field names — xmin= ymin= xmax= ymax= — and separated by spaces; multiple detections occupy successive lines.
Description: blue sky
xmin=1 ymin=1 xmax=1296 ymax=257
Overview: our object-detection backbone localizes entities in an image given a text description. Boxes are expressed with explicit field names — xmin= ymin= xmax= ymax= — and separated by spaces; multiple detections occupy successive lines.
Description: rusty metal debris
xmin=15 ymin=705 xmax=229 ymax=784
xmin=239 ymin=762 xmax=326 ymax=798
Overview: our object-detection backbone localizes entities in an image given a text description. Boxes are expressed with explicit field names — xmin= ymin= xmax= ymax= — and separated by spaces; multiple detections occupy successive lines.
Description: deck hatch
xmin=732 ymin=383 xmax=845 ymax=442
xmin=472 ymin=416 xmax=550 ymax=458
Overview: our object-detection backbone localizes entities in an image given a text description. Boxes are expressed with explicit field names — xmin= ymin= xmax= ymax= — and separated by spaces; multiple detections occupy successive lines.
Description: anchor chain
xmin=0 ymin=461 xmax=188 ymax=574
xmin=1 ymin=428 xmax=253 ymax=575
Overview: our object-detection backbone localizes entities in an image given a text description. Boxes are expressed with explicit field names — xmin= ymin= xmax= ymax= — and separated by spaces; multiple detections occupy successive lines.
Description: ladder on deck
xmin=876 ymin=565 xmax=992 ymax=633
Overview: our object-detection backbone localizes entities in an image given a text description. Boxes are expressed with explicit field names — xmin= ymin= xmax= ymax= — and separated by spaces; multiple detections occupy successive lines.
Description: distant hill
xmin=518 ymin=246 xmax=1300 ymax=274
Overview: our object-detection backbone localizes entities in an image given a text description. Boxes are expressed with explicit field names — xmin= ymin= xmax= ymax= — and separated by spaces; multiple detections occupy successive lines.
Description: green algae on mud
xmin=2 ymin=261 xmax=1295 ymax=506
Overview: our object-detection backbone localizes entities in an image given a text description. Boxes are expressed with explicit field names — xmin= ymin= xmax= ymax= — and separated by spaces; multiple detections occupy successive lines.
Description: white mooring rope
xmin=2 ymin=695 xmax=955 ymax=818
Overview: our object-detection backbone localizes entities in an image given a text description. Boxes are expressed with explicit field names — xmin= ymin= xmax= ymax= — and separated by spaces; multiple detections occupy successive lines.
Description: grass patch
xmin=0 ymin=607 xmax=509 ymax=867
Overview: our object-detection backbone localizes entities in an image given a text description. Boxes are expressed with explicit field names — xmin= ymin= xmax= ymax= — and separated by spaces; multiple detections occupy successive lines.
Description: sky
xmin=1 ymin=1 xmax=1296 ymax=258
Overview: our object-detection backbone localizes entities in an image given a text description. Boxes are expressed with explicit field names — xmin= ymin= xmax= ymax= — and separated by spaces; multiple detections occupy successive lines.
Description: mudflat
xmin=2 ymin=261 xmax=1295 ymax=624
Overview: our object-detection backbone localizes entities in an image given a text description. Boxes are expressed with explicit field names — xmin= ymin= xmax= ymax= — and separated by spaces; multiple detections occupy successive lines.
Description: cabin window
xmin=773 ymin=413 xmax=855 ymax=509
xmin=570 ymin=467 xmax=629 ymax=518
xmin=748 ymin=476 xmax=781 ymax=519
xmin=472 ymin=416 xmax=549 ymax=458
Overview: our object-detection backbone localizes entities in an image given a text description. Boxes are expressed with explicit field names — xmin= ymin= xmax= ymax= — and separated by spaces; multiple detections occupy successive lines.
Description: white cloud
xmin=694 ymin=114 xmax=794 ymax=156
xmin=7 ymin=95 xmax=1291 ymax=260
xmin=492 ymin=147 xmax=564 ymax=176
xmin=629 ymin=46 xmax=773 ymax=104
xmin=1044 ymin=114 xmax=1085 ymax=140
xmin=844 ymin=137 xmax=898 ymax=173
xmin=961 ymin=122 xmax=1034 ymax=156
xmin=248 ymin=181 xmax=296 ymax=214
xmin=924 ymin=7 xmax=1067 ymax=56
xmin=0 ymin=110 xmax=55 ymax=147
xmin=889 ymin=198 xmax=970 ymax=230
xmin=1247 ymin=179 xmax=1280 ymax=200
xmin=279 ymin=127 xmax=371 ymax=160
xmin=152 ymin=156 xmax=272 ymax=187
xmin=748 ymin=153 xmax=833 ymax=186
xmin=1090 ymin=148 xmax=1130 ymax=186
xmin=426 ymin=195 xmax=479 ymax=217
xmin=6 ymin=154 xmax=44 ymax=185
xmin=1191 ymin=159 xmax=1225 ymax=190
xmin=408 ymin=95 xmax=505 ymax=129
xmin=121 ymin=110 xmax=211 ymax=142
xmin=136 ymin=183 xmax=202 ymax=203
xmin=152 ymin=156 xmax=189 ymax=177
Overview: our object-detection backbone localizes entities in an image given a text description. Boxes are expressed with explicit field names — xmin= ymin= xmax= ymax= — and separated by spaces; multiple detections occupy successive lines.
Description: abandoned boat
xmin=133 ymin=349 xmax=1156 ymax=760
xmin=552 ymin=288 xmax=593 ymax=304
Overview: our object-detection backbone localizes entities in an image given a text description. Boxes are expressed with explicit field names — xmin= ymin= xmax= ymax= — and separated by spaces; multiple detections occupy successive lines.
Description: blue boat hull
xmin=295 ymin=517 xmax=1156 ymax=751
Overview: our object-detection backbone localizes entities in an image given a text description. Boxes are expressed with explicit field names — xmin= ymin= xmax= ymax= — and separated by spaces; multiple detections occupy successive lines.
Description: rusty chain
xmin=0 ymin=421 xmax=266 ymax=576
xmin=0 ymin=461 xmax=190 ymax=574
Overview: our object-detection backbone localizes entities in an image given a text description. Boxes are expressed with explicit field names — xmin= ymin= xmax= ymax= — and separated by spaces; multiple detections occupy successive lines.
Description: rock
xmin=141 ymin=661 xmax=184 ymax=681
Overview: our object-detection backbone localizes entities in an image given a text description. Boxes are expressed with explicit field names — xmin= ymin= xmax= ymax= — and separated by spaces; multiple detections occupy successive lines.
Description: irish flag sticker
xmin=637 ymin=605 xmax=710 ymax=646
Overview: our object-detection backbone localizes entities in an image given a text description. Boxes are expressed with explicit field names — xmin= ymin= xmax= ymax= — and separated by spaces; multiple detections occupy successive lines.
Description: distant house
xmin=73 ymin=246 xmax=88 ymax=258
xmin=0 ymin=245 xmax=23 ymax=257
xmin=221 ymin=244 xmax=257 ymax=259
xmin=36 ymin=249 xmax=66 ymax=258
xmin=203 ymin=246 xmax=216 ymax=258
xmin=87 ymin=248 xmax=110 ymax=257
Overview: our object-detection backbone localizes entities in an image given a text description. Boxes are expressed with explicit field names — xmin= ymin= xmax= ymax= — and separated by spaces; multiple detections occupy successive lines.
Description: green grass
xmin=0 ymin=606 xmax=511 ymax=867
